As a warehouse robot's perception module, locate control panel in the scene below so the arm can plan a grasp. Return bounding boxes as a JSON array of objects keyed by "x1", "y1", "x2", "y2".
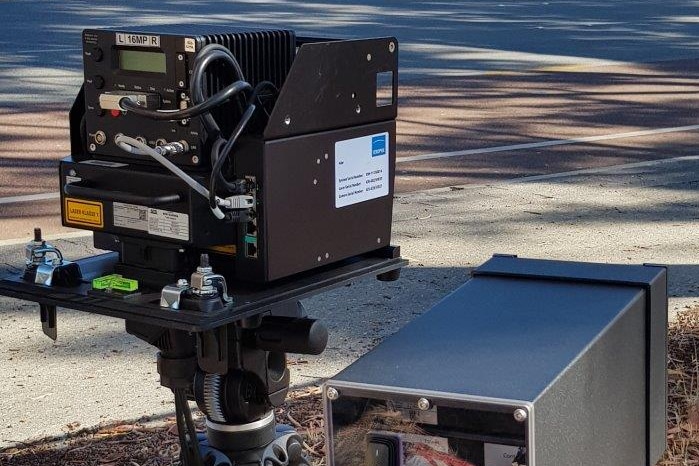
[{"x1": 81, "y1": 25, "x2": 295, "y2": 168}]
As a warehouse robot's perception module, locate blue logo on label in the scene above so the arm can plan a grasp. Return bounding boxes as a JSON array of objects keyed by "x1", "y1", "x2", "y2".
[{"x1": 372, "y1": 135, "x2": 387, "y2": 157}]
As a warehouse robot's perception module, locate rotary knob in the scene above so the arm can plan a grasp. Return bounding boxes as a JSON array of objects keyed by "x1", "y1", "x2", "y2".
[
  {"x1": 91, "y1": 47, "x2": 103, "y2": 62},
  {"x1": 93, "y1": 75, "x2": 105, "y2": 89}
]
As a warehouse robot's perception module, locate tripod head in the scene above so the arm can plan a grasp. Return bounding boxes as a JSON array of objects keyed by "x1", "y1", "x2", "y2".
[{"x1": 125, "y1": 255, "x2": 327, "y2": 465}]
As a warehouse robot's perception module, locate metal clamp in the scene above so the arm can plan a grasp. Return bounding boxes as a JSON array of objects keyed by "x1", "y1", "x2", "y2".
[
  {"x1": 190, "y1": 254, "x2": 232, "y2": 303},
  {"x1": 25, "y1": 228, "x2": 65, "y2": 286},
  {"x1": 160, "y1": 279, "x2": 191, "y2": 310}
]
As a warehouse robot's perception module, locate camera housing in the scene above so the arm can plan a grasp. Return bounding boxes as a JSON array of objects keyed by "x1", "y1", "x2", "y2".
[{"x1": 65, "y1": 25, "x2": 400, "y2": 284}]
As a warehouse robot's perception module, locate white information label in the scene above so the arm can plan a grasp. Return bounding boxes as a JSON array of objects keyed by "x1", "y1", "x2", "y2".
[
  {"x1": 113, "y1": 202, "x2": 149, "y2": 232},
  {"x1": 116, "y1": 33, "x2": 160, "y2": 48},
  {"x1": 148, "y1": 208, "x2": 189, "y2": 241},
  {"x1": 184, "y1": 37, "x2": 196, "y2": 52},
  {"x1": 335, "y1": 132, "x2": 389, "y2": 208},
  {"x1": 484, "y1": 443, "x2": 521, "y2": 466},
  {"x1": 113, "y1": 202, "x2": 190, "y2": 241}
]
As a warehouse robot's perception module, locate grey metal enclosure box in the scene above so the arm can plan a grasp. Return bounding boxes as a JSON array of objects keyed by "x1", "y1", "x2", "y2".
[{"x1": 324, "y1": 255, "x2": 667, "y2": 466}]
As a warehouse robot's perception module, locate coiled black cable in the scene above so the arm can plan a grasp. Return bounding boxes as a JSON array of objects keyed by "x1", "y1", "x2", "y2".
[{"x1": 190, "y1": 45, "x2": 246, "y2": 137}]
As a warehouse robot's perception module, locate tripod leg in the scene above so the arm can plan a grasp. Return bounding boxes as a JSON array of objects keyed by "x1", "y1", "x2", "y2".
[{"x1": 175, "y1": 388, "x2": 204, "y2": 466}]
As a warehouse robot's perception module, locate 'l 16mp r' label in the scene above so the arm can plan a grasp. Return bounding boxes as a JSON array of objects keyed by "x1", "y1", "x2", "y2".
[{"x1": 335, "y1": 132, "x2": 389, "y2": 208}]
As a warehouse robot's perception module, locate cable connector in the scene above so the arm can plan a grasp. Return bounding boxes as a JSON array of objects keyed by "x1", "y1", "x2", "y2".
[
  {"x1": 218, "y1": 195, "x2": 254, "y2": 210},
  {"x1": 155, "y1": 141, "x2": 190, "y2": 156}
]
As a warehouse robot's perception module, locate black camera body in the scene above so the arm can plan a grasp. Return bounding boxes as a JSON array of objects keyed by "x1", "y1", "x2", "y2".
[{"x1": 65, "y1": 25, "x2": 400, "y2": 284}]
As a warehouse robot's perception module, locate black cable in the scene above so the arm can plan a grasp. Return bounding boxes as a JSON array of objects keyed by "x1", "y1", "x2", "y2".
[
  {"x1": 209, "y1": 104, "x2": 256, "y2": 209},
  {"x1": 248, "y1": 80, "x2": 278, "y2": 106},
  {"x1": 210, "y1": 81, "x2": 279, "y2": 193},
  {"x1": 119, "y1": 80, "x2": 251, "y2": 121},
  {"x1": 190, "y1": 45, "x2": 247, "y2": 136},
  {"x1": 192, "y1": 44, "x2": 244, "y2": 81},
  {"x1": 248, "y1": 80, "x2": 279, "y2": 119}
]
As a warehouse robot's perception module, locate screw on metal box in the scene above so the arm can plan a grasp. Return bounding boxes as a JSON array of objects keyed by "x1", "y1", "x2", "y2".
[
  {"x1": 513, "y1": 408, "x2": 528, "y2": 422},
  {"x1": 326, "y1": 387, "x2": 340, "y2": 400},
  {"x1": 389, "y1": 42, "x2": 396, "y2": 53},
  {"x1": 417, "y1": 398, "x2": 431, "y2": 411}
]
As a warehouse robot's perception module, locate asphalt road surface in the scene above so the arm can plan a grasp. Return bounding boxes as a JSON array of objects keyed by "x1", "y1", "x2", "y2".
[{"x1": 3, "y1": 1, "x2": 699, "y2": 241}]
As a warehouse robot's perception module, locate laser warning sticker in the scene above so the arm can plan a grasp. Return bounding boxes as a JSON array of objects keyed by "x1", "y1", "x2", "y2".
[
  {"x1": 64, "y1": 198, "x2": 104, "y2": 228},
  {"x1": 113, "y1": 202, "x2": 189, "y2": 241},
  {"x1": 335, "y1": 132, "x2": 389, "y2": 208}
]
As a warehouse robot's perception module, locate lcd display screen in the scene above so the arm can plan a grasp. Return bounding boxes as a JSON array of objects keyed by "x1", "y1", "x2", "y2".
[{"x1": 119, "y1": 50, "x2": 166, "y2": 73}]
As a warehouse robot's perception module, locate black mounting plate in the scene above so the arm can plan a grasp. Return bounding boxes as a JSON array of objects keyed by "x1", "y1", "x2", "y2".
[{"x1": 0, "y1": 247, "x2": 405, "y2": 332}]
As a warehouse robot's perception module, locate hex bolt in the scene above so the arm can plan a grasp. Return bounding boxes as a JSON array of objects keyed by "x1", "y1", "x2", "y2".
[
  {"x1": 177, "y1": 54, "x2": 184, "y2": 61},
  {"x1": 316, "y1": 158, "x2": 321, "y2": 165},
  {"x1": 284, "y1": 115, "x2": 292, "y2": 126},
  {"x1": 417, "y1": 398, "x2": 431, "y2": 411},
  {"x1": 389, "y1": 42, "x2": 396, "y2": 53},
  {"x1": 367, "y1": 53, "x2": 372, "y2": 61},
  {"x1": 326, "y1": 387, "x2": 340, "y2": 400},
  {"x1": 89, "y1": 143, "x2": 96, "y2": 152},
  {"x1": 355, "y1": 105, "x2": 362, "y2": 114},
  {"x1": 513, "y1": 408, "x2": 528, "y2": 423},
  {"x1": 178, "y1": 80, "x2": 185, "y2": 87},
  {"x1": 313, "y1": 179, "x2": 318, "y2": 185},
  {"x1": 192, "y1": 156, "x2": 200, "y2": 164},
  {"x1": 177, "y1": 279, "x2": 189, "y2": 287}
]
